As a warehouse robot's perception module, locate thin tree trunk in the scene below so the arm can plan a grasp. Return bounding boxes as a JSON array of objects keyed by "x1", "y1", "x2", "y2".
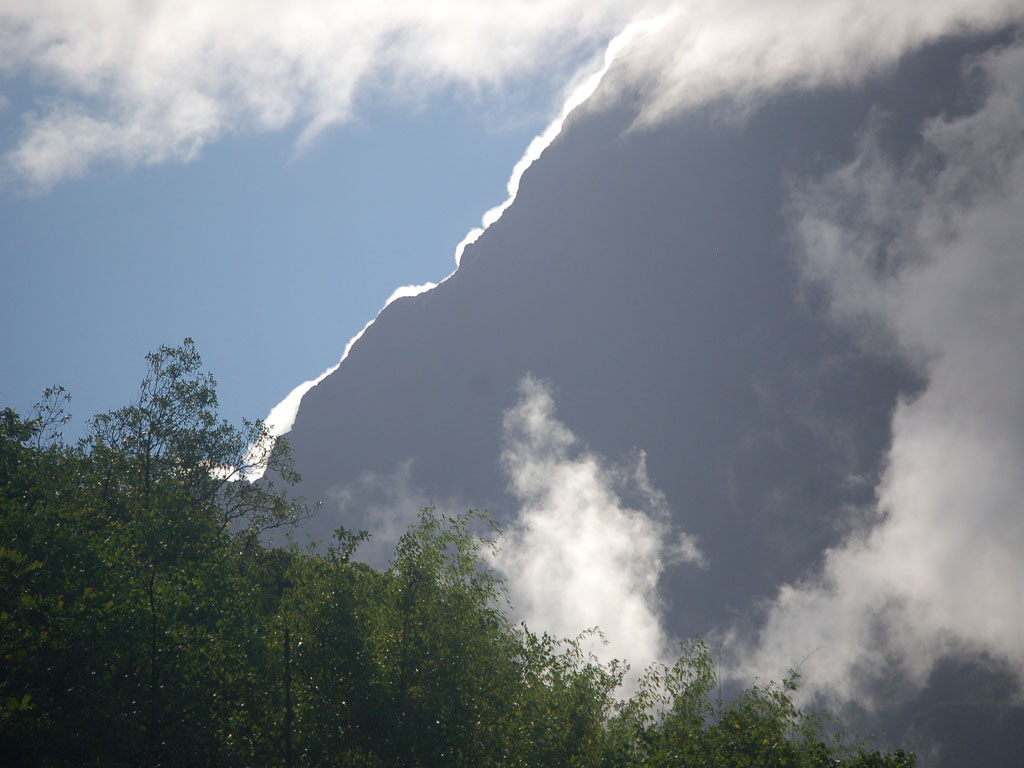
[
  {"x1": 148, "y1": 565, "x2": 160, "y2": 762},
  {"x1": 284, "y1": 625, "x2": 296, "y2": 768}
]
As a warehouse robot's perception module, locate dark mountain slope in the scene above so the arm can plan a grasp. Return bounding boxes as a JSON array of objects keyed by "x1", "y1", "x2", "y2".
[
  {"x1": 281, "y1": 29, "x2": 1022, "y2": 765},
  {"x1": 282, "y1": 38, "x2": 986, "y2": 622}
]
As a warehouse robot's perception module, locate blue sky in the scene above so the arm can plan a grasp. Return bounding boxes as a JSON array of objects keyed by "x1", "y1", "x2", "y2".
[{"x1": 1, "y1": 68, "x2": 557, "y2": 437}]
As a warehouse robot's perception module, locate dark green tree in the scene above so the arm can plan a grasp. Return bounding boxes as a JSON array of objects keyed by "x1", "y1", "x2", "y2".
[
  {"x1": 0, "y1": 340, "x2": 916, "y2": 768},
  {"x1": 0, "y1": 341, "x2": 310, "y2": 765}
]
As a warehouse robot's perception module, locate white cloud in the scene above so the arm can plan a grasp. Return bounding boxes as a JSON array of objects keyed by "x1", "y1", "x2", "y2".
[
  {"x1": 492, "y1": 375, "x2": 705, "y2": 691},
  {"x1": 611, "y1": 0, "x2": 1024, "y2": 129},
  {"x1": 0, "y1": 0, "x2": 642, "y2": 190},
  {"x1": 7, "y1": 2, "x2": 1020, "y2": 191},
  {"x1": 735, "y1": 38, "x2": 1024, "y2": 707}
]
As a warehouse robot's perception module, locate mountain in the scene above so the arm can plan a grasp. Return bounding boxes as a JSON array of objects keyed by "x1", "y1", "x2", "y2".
[{"x1": 278, "y1": 26, "x2": 1024, "y2": 766}]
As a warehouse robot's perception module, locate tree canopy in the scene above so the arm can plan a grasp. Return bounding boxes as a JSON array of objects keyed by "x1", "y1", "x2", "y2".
[{"x1": 1, "y1": 340, "x2": 914, "y2": 766}]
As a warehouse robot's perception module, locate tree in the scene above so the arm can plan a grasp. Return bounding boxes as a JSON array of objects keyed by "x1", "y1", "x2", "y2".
[
  {"x1": 0, "y1": 340, "x2": 311, "y2": 765},
  {"x1": 0, "y1": 340, "x2": 916, "y2": 767}
]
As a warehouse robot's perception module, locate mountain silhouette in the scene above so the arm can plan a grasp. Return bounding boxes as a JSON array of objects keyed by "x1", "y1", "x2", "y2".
[{"x1": 279, "y1": 28, "x2": 1022, "y2": 766}]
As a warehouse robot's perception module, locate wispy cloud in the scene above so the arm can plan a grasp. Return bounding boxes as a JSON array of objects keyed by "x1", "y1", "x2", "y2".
[
  {"x1": 492, "y1": 375, "x2": 705, "y2": 689},
  {"x1": 0, "y1": 0, "x2": 640, "y2": 191},
  {"x1": 611, "y1": 0, "x2": 1024, "y2": 128},
  {"x1": 324, "y1": 458, "x2": 470, "y2": 568},
  {"x1": 735, "y1": 37, "x2": 1024, "y2": 707}
]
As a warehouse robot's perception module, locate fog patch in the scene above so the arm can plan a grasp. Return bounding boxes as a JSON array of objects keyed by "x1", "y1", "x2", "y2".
[
  {"x1": 736, "y1": 38, "x2": 1024, "y2": 708},
  {"x1": 492, "y1": 375, "x2": 705, "y2": 691}
]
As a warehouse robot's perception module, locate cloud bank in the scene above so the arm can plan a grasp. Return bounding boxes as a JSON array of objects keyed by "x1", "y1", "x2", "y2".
[
  {"x1": 736, "y1": 37, "x2": 1024, "y2": 707},
  {"x1": 493, "y1": 376, "x2": 705, "y2": 688},
  {"x1": 6, "y1": 2, "x2": 1021, "y2": 192}
]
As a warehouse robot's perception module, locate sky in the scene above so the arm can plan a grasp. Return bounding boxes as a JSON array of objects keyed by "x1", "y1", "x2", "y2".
[
  {"x1": 0, "y1": 0, "x2": 631, "y2": 436},
  {"x1": 4, "y1": 0, "x2": 1024, "y2": 737},
  {"x1": 3, "y1": 0, "x2": 1019, "y2": 437}
]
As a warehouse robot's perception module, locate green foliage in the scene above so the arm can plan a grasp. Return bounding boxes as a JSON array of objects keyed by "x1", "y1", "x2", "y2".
[{"x1": 0, "y1": 340, "x2": 915, "y2": 767}]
